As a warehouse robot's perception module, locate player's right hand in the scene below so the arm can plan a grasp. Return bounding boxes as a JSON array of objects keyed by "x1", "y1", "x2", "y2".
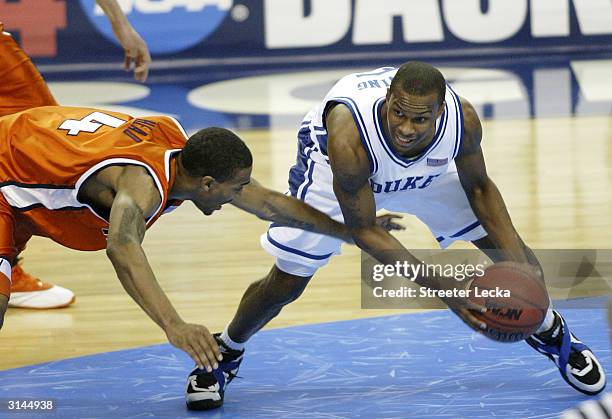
[
  {"x1": 437, "y1": 278, "x2": 488, "y2": 333},
  {"x1": 114, "y1": 25, "x2": 151, "y2": 82},
  {"x1": 165, "y1": 322, "x2": 222, "y2": 372}
]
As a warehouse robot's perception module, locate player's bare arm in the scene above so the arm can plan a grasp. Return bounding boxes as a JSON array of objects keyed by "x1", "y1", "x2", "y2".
[
  {"x1": 84, "y1": 165, "x2": 222, "y2": 371},
  {"x1": 95, "y1": 0, "x2": 151, "y2": 82},
  {"x1": 455, "y1": 98, "x2": 536, "y2": 265},
  {"x1": 232, "y1": 178, "x2": 404, "y2": 242},
  {"x1": 231, "y1": 178, "x2": 350, "y2": 241}
]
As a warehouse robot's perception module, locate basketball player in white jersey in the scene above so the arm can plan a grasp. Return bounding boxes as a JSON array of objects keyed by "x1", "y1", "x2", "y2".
[{"x1": 185, "y1": 62, "x2": 606, "y2": 410}]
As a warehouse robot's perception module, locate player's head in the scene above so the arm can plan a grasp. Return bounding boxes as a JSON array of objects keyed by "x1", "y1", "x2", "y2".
[
  {"x1": 385, "y1": 61, "x2": 446, "y2": 157},
  {"x1": 179, "y1": 127, "x2": 253, "y2": 216}
]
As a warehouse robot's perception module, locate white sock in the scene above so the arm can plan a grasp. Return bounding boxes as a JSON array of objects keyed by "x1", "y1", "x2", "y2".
[
  {"x1": 220, "y1": 325, "x2": 246, "y2": 351},
  {"x1": 535, "y1": 306, "x2": 556, "y2": 335}
]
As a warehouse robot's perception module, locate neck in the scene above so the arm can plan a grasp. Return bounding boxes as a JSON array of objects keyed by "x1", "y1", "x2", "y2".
[{"x1": 168, "y1": 154, "x2": 195, "y2": 200}]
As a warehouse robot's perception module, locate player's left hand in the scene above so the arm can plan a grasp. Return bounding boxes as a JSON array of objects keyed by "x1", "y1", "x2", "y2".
[
  {"x1": 438, "y1": 277, "x2": 487, "y2": 332},
  {"x1": 375, "y1": 213, "x2": 405, "y2": 232}
]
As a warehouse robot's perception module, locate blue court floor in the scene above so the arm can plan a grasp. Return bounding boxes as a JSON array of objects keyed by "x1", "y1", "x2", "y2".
[{"x1": 1, "y1": 307, "x2": 609, "y2": 418}]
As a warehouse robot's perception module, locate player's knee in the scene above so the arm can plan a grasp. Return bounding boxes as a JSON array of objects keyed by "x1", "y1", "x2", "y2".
[{"x1": 261, "y1": 263, "x2": 312, "y2": 306}]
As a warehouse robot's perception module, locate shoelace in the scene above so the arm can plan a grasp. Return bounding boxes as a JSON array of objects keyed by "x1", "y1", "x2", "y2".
[{"x1": 568, "y1": 350, "x2": 588, "y2": 370}]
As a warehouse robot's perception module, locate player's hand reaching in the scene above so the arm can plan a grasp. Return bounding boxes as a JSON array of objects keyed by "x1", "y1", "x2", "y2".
[
  {"x1": 165, "y1": 322, "x2": 223, "y2": 372},
  {"x1": 114, "y1": 25, "x2": 151, "y2": 82},
  {"x1": 375, "y1": 213, "x2": 405, "y2": 232},
  {"x1": 95, "y1": 0, "x2": 151, "y2": 82},
  {"x1": 437, "y1": 277, "x2": 488, "y2": 333}
]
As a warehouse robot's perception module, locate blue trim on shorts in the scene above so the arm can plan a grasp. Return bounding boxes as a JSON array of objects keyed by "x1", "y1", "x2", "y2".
[
  {"x1": 436, "y1": 221, "x2": 481, "y2": 243},
  {"x1": 449, "y1": 221, "x2": 481, "y2": 238},
  {"x1": 288, "y1": 133, "x2": 314, "y2": 197},
  {"x1": 299, "y1": 157, "x2": 315, "y2": 201},
  {"x1": 266, "y1": 231, "x2": 334, "y2": 260}
]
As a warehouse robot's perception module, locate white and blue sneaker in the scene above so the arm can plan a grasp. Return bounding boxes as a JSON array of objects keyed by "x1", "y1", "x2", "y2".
[
  {"x1": 185, "y1": 334, "x2": 244, "y2": 410},
  {"x1": 526, "y1": 310, "x2": 606, "y2": 395}
]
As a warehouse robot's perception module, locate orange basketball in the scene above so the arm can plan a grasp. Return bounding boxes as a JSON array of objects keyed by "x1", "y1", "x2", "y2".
[{"x1": 469, "y1": 262, "x2": 549, "y2": 343}]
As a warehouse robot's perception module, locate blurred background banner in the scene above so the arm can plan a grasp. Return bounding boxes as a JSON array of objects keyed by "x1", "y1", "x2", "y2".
[{"x1": 2, "y1": 0, "x2": 612, "y2": 68}]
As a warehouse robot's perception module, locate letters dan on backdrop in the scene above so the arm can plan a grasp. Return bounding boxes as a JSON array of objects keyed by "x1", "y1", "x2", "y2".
[{"x1": 4, "y1": 0, "x2": 610, "y2": 64}]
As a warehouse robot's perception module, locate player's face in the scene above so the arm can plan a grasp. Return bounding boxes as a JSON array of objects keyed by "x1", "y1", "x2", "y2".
[
  {"x1": 385, "y1": 88, "x2": 444, "y2": 158},
  {"x1": 193, "y1": 167, "x2": 252, "y2": 216}
]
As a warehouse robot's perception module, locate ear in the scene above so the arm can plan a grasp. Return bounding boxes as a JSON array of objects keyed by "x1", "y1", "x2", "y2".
[
  {"x1": 200, "y1": 176, "x2": 215, "y2": 192},
  {"x1": 436, "y1": 101, "x2": 446, "y2": 118}
]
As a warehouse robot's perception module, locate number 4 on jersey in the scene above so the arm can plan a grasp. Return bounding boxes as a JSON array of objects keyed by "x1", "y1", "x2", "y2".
[{"x1": 59, "y1": 112, "x2": 127, "y2": 136}]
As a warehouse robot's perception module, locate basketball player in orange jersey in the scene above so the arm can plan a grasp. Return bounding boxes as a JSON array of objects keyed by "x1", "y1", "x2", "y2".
[
  {"x1": 0, "y1": 0, "x2": 149, "y2": 310},
  {"x1": 0, "y1": 91, "x2": 408, "y2": 373},
  {"x1": 0, "y1": 22, "x2": 402, "y2": 373}
]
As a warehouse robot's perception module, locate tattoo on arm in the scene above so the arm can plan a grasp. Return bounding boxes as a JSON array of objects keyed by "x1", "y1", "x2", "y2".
[{"x1": 118, "y1": 206, "x2": 146, "y2": 244}]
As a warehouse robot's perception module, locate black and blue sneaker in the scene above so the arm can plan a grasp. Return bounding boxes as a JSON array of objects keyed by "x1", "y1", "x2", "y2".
[
  {"x1": 185, "y1": 334, "x2": 244, "y2": 410},
  {"x1": 526, "y1": 310, "x2": 606, "y2": 395}
]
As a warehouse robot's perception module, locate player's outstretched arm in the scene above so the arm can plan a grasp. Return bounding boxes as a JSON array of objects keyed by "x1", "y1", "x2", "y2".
[
  {"x1": 455, "y1": 97, "x2": 539, "y2": 267},
  {"x1": 95, "y1": 0, "x2": 151, "y2": 82},
  {"x1": 232, "y1": 178, "x2": 404, "y2": 242},
  {"x1": 232, "y1": 178, "x2": 352, "y2": 241},
  {"x1": 104, "y1": 166, "x2": 221, "y2": 371}
]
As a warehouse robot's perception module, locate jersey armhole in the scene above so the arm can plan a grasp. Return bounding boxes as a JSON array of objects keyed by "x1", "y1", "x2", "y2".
[
  {"x1": 325, "y1": 98, "x2": 378, "y2": 177},
  {"x1": 75, "y1": 159, "x2": 166, "y2": 225}
]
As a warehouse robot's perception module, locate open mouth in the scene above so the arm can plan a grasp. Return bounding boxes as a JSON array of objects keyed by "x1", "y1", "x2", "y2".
[{"x1": 395, "y1": 136, "x2": 416, "y2": 147}]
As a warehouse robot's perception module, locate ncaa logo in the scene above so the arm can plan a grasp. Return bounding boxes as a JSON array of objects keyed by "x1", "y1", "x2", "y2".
[{"x1": 79, "y1": 0, "x2": 232, "y2": 54}]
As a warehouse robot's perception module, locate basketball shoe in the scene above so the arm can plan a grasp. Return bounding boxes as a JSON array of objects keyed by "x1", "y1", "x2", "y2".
[
  {"x1": 8, "y1": 262, "x2": 75, "y2": 309},
  {"x1": 526, "y1": 310, "x2": 606, "y2": 395},
  {"x1": 185, "y1": 334, "x2": 243, "y2": 410}
]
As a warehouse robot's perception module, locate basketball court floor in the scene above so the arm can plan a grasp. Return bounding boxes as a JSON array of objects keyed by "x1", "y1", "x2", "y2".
[{"x1": 0, "y1": 54, "x2": 611, "y2": 418}]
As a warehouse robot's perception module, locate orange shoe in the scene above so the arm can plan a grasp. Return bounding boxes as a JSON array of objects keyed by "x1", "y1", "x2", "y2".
[{"x1": 9, "y1": 264, "x2": 75, "y2": 309}]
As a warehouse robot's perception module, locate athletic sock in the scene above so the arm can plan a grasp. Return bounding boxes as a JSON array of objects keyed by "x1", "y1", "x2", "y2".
[
  {"x1": 220, "y1": 325, "x2": 246, "y2": 352},
  {"x1": 535, "y1": 309, "x2": 560, "y2": 343}
]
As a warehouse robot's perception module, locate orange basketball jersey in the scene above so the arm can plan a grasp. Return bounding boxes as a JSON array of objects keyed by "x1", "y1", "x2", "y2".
[{"x1": 0, "y1": 106, "x2": 188, "y2": 255}]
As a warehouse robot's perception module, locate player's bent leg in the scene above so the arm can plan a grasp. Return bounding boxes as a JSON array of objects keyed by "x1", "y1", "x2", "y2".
[
  {"x1": 227, "y1": 262, "x2": 314, "y2": 343},
  {"x1": 8, "y1": 261, "x2": 75, "y2": 309},
  {"x1": 186, "y1": 262, "x2": 315, "y2": 410},
  {"x1": 472, "y1": 237, "x2": 606, "y2": 395}
]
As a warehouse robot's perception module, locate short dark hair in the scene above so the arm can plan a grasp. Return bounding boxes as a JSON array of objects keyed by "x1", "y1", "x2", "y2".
[
  {"x1": 181, "y1": 127, "x2": 252, "y2": 182},
  {"x1": 390, "y1": 61, "x2": 446, "y2": 105}
]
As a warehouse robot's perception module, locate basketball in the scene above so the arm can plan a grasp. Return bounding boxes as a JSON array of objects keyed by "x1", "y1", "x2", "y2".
[{"x1": 469, "y1": 262, "x2": 549, "y2": 343}]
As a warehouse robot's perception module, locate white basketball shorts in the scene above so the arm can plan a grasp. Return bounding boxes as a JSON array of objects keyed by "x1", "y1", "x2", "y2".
[{"x1": 261, "y1": 159, "x2": 486, "y2": 272}]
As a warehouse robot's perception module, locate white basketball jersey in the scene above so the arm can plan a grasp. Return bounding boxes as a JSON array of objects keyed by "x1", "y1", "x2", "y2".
[{"x1": 293, "y1": 66, "x2": 464, "y2": 210}]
